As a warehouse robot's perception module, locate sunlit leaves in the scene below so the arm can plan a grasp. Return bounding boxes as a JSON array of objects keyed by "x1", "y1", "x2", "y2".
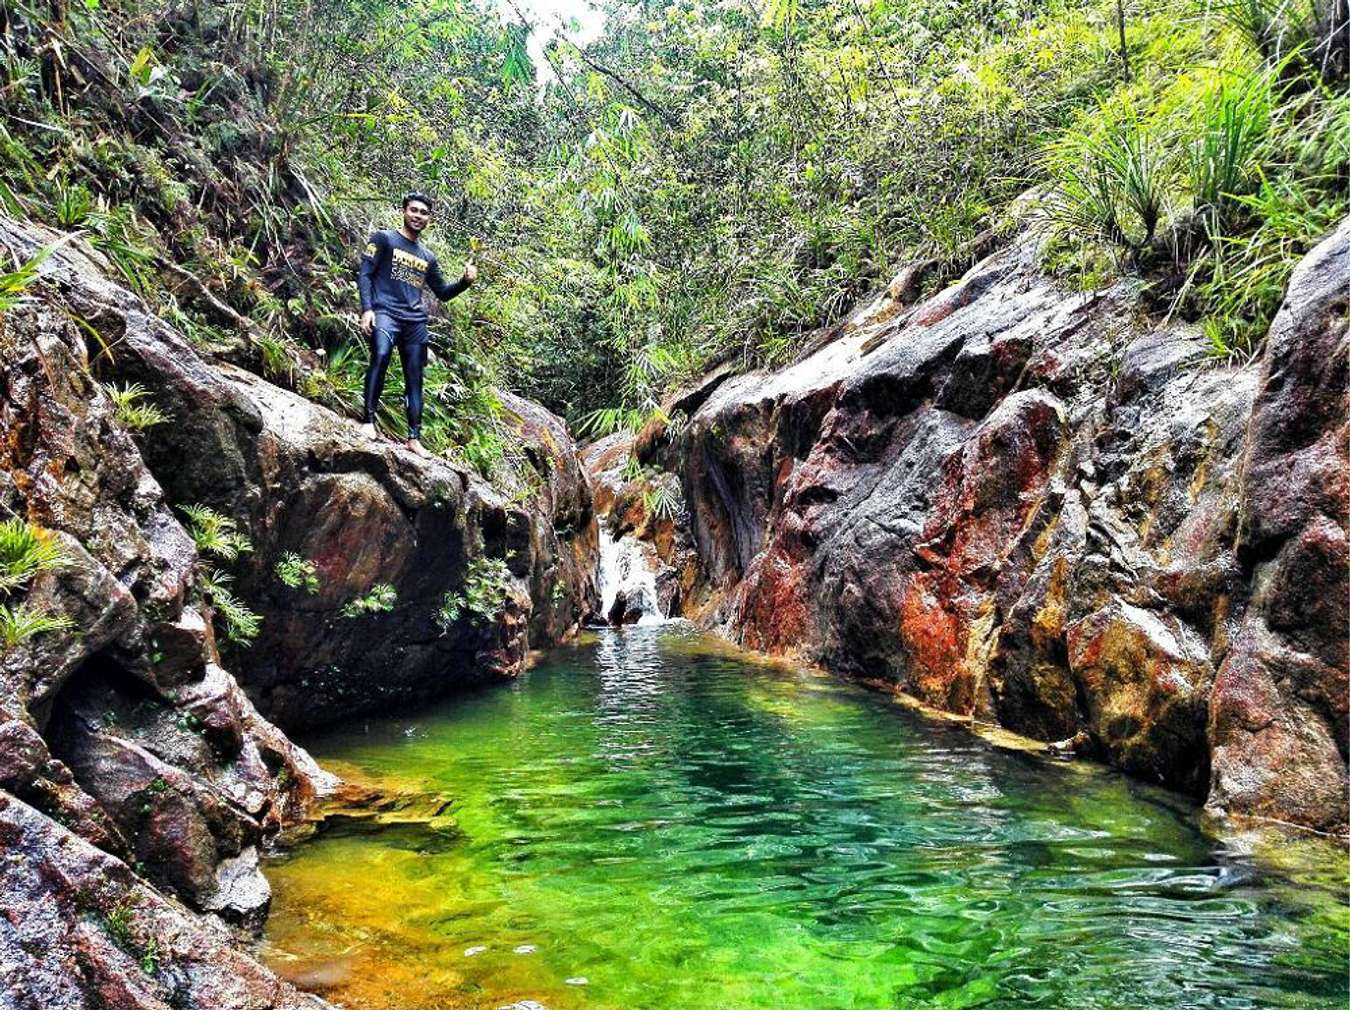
[
  {"x1": 761, "y1": 0, "x2": 801, "y2": 31},
  {"x1": 501, "y1": 23, "x2": 532, "y2": 89}
]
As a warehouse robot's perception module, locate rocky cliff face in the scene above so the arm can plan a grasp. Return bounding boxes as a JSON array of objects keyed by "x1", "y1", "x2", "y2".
[
  {"x1": 0, "y1": 216, "x2": 599, "y2": 732},
  {"x1": 0, "y1": 214, "x2": 599, "y2": 1002},
  {"x1": 653, "y1": 217, "x2": 1348, "y2": 834}
]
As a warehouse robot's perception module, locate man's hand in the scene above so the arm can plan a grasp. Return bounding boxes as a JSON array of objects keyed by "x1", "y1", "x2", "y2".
[
  {"x1": 463, "y1": 261, "x2": 478, "y2": 284},
  {"x1": 360, "y1": 310, "x2": 375, "y2": 336}
]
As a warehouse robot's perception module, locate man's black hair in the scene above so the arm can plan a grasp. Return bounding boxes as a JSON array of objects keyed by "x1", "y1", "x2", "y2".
[{"x1": 402, "y1": 192, "x2": 434, "y2": 211}]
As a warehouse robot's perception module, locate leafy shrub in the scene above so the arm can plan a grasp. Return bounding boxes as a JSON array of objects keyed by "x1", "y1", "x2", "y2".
[
  {"x1": 341, "y1": 583, "x2": 397, "y2": 618},
  {"x1": 275, "y1": 552, "x2": 320, "y2": 594},
  {"x1": 437, "y1": 557, "x2": 512, "y2": 630},
  {"x1": 255, "y1": 332, "x2": 299, "y2": 384}
]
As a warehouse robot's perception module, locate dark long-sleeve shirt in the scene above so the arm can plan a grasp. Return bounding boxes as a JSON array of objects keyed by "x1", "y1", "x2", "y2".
[{"x1": 357, "y1": 229, "x2": 470, "y2": 321}]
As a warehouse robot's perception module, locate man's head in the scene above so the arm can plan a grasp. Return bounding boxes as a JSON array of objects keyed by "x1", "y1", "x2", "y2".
[{"x1": 401, "y1": 192, "x2": 434, "y2": 235}]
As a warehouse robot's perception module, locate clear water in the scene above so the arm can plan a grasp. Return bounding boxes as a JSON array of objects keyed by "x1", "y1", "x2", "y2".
[{"x1": 261, "y1": 626, "x2": 1349, "y2": 1010}]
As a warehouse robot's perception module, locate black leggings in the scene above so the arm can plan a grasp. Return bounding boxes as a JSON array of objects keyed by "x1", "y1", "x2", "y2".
[{"x1": 363, "y1": 314, "x2": 429, "y2": 439}]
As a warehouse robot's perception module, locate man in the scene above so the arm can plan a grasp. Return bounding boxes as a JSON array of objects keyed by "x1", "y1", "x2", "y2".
[{"x1": 356, "y1": 192, "x2": 478, "y2": 456}]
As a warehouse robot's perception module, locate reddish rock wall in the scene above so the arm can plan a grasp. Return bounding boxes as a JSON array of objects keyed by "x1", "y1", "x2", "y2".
[{"x1": 664, "y1": 218, "x2": 1349, "y2": 834}]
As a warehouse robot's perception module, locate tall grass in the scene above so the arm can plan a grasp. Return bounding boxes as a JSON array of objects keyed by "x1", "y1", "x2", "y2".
[
  {"x1": 1188, "y1": 71, "x2": 1276, "y2": 228},
  {"x1": 1045, "y1": 105, "x2": 1171, "y2": 251}
]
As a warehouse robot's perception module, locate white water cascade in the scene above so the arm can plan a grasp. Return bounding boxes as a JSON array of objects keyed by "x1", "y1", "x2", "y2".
[{"x1": 596, "y1": 526, "x2": 667, "y2": 625}]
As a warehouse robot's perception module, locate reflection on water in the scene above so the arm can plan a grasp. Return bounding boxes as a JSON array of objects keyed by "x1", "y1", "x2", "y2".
[{"x1": 262, "y1": 625, "x2": 1350, "y2": 1010}]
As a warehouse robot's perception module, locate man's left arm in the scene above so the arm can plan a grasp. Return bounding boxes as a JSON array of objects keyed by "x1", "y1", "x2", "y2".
[{"x1": 426, "y1": 255, "x2": 476, "y2": 302}]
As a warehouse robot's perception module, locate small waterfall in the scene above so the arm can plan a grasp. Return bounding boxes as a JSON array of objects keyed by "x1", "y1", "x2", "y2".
[{"x1": 597, "y1": 526, "x2": 666, "y2": 625}]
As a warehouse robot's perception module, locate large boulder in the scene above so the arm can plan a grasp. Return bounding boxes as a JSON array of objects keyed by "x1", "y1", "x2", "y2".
[
  {"x1": 0, "y1": 218, "x2": 340, "y2": 1002},
  {"x1": 0, "y1": 221, "x2": 334, "y2": 902},
  {"x1": 1207, "y1": 216, "x2": 1349, "y2": 833},
  {"x1": 664, "y1": 217, "x2": 1348, "y2": 831},
  {"x1": 0, "y1": 791, "x2": 331, "y2": 1010},
  {"x1": 0, "y1": 215, "x2": 599, "y2": 732}
]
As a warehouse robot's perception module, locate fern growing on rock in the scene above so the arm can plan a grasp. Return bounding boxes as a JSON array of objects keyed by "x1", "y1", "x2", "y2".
[
  {"x1": 0, "y1": 517, "x2": 66, "y2": 593},
  {"x1": 275, "y1": 552, "x2": 321, "y2": 594},
  {"x1": 341, "y1": 583, "x2": 398, "y2": 619},
  {"x1": 102, "y1": 382, "x2": 169, "y2": 431},
  {"x1": 179, "y1": 504, "x2": 260, "y2": 645},
  {"x1": 0, "y1": 518, "x2": 71, "y2": 652},
  {"x1": 437, "y1": 557, "x2": 512, "y2": 631},
  {"x1": 178, "y1": 504, "x2": 253, "y2": 562}
]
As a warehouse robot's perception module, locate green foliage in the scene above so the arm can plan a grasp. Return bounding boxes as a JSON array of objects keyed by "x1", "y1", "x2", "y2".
[
  {"x1": 255, "y1": 332, "x2": 300, "y2": 385},
  {"x1": 1217, "y1": 0, "x2": 1322, "y2": 72},
  {"x1": 0, "y1": 518, "x2": 66, "y2": 593},
  {"x1": 98, "y1": 895, "x2": 160, "y2": 974},
  {"x1": 1187, "y1": 71, "x2": 1275, "y2": 227},
  {"x1": 179, "y1": 504, "x2": 253, "y2": 562},
  {"x1": 0, "y1": 0, "x2": 1339, "y2": 427},
  {"x1": 0, "y1": 237, "x2": 72, "y2": 312},
  {"x1": 197, "y1": 568, "x2": 261, "y2": 644},
  {"x1": 101, "y1": 899, "x2": 135, "y2": 948},
  {"x1": 140, "y1": 936, "x2": 160, "y2": 975},
  {"x1": 437, "y1": 556, "x2": 512, "y2": 630},
  {"x1": 102, "y1": 381, "x2": 169, "y2": 431},
  {"x1": 0, "y1": 517, "x2": 70, "y2": 652},
  {"x1": 642, "y1": 480, "x2": 681, "y2": 523},
  {"x1": 1046, "y1": 104, "x2": 1171, "y2": 250},
  {"x1": 317, "y1": 333, "x2": 510, "y2": 480},
  {"x1": 52, "y1": 177, "x2": 94, "y2": 229},
  {"x1": 341, "y1": 583, "x2": 398, "y2": 618},
  {"x1": 0, "y1": 603, "x2": 74, "y2": 650},
  {"x1": 275, "y1": 552, "x2": 320, "y2": 594}
]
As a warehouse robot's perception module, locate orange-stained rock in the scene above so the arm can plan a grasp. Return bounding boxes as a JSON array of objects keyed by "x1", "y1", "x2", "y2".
[{"x1": 664, "y1": 216, "x2": 1350, "y2": 830}]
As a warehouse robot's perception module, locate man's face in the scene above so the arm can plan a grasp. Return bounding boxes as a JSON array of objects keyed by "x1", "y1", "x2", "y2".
[{"x1": 403, "y1": 200, "x2": 432, "y2": 235}]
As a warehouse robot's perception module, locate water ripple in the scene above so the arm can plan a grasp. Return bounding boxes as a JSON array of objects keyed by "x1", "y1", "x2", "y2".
[{"x1": 264, "y1": 626, "x2": 1349, "y2": 1010}]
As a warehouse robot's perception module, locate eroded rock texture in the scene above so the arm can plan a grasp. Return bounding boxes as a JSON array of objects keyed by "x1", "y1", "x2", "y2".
[
  {"x1": 0, "y1": 212, "x2": 599, "y2": 1002},
  {"x1": 0, "y1": 222, "x2": 339, "y2": 1002},
  {"x1": 663, "y1": 218, "x2": 1349, "y2": 833},
  {"x1": 0, "y1": 216, "x2": 599, "y2": 732},
  {"x1": 0, "y1": 792, "x2": 328, "y2": 1009}
]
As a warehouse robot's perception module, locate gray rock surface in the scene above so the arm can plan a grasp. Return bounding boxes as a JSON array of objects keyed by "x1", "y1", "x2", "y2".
[{"x1": 660, "y1": 218, "x2": 1348, "y2": 833}]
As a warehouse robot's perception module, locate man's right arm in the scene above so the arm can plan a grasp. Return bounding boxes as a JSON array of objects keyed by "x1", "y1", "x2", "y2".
[{"x1": 357, "y1": 231, "x2": 386, "y2": 314}]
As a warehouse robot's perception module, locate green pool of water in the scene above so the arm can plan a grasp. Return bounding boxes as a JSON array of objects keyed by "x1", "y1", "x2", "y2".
[{"x1": 261, "y1": 625, "x2": 1349, "y2": 1010}]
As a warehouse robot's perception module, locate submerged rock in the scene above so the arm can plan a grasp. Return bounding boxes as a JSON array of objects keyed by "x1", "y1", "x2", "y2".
[{"x1": 661, "y1": 216, "x2": 1349, "y2": 833}]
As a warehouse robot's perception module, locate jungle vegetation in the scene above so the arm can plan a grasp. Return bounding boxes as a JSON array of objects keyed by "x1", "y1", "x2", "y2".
[{"x1": 0, "y1": 0, "x2": 1345, "y2": 446}]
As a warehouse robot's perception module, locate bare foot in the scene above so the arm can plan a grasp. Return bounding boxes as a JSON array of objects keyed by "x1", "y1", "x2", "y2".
[
  {"x1": 406, "y1": 438, "x2": 430, "y2": 458},
  {"x1": 359, "y1": 422, "x2": 378, "y2": 440}
]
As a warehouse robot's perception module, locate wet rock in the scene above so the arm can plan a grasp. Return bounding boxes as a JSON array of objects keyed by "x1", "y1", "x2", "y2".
[
  {"x1": 0, "y1": 791, "x2": 331, "y2": 1010},
  {"x1": 665, "y1": 215, "x2": 1350, "y2": 831},
  {"x1": 607, "y1": 589, "x2": 644, "y2": 626},
  {"x1": 1066, "y1": 601, "x2": 1213, "y2": 794},
  {"x1": 1207, "y1": 217, "x2": 1350, "y2": 834},
  {"x1": 0, "y1": 212, "x2": 337, "y2": 998},
  {"x1": 0, "y1": 214, "x2": 599, "y2": 733}
]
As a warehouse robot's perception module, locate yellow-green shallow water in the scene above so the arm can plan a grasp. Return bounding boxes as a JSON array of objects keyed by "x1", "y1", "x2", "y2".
[{"x1": 261, "y1": 625, "x2": 1349, "y2": 1010}]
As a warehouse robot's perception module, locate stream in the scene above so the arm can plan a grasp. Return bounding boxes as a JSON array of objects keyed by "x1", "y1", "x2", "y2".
[{"x1": 260, "y1": 625, "x2": 1348, "y2": 1010}]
